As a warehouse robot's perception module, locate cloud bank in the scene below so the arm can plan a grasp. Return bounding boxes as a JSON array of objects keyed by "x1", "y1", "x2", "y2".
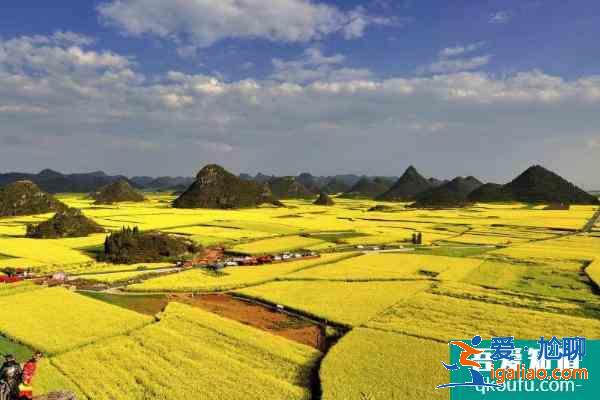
[
  {"x1": 1, "y1": 32, "x2": 600, "y2": 186},
  {"x1": 98, "y1": 0, "x2": 393, "y2": 49}
]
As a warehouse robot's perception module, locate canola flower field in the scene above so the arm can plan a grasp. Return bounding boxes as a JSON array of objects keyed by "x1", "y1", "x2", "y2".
[
  {"x1": 51, "y1": 302, "x2": 321, "y2": 400},
  {"x1": 320, "y1": 328, "x2": 447, "y2": 400},
  {"x1": 0, "y1": 193, "x2": 599, "y2": 399},
  {"x1": 0, "y1": 288, "x2": 153, "y2": 354},
  {"x1": 127, "y1": 253, "x2": 355, "y2": 292}
]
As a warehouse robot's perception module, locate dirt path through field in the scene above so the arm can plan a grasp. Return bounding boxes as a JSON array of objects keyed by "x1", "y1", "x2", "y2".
[
  {"x1": 169, "y1": 293, "x2": 325, "y2": 350},
  {"x1": 583, "y1": 207, "x2": 600, "y2": 232}
]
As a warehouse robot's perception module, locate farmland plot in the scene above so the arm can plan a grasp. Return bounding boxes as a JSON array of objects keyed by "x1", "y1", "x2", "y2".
[
  {"x1": 52, "y1": 303, "x2": 320, "y2": 400},
  {"x1": 126, "y1": 253, "x2": 353, "y2": 292},
  {"x1": 55, "y1": 262, "x2": 172, "y2": 276},
  {"x1": 237, "y1": 280, "x2": 431, "y2": 326},
  {"x1": 491, "y1": 234, "x2": 600, "y2": 263},
  {"x1": 430, "y1": 281, "x2": 597, "y2": 318},
  {"x1": 287, "y1": 252, "x2": 482, "y2": 282},
  {"x1": 34, "y1": 359, "x2": 86, "y2": 399},
  {"x1": 320, "y1": 328, "x2": 448, "y2": 400},
  {"x1": 229, "y1": 235, "x2": 326, "y2": 255},
  {"x1": 366, "y1": 292, "x2": 600, "y2": 340},
  {"x1": 76, "y1": 269, "x2": 168, "y2": 284},
  {"x1": 0, "y1": 281, "x2": 41, "y2": 297},
  {"x1": 464, "y1": 257, "x2": 598, "y2": 302},
  {"x1": 586, "y1": 259, "x2": 600, "y2": 290},
  {"x1": 0, "y1": 287, "x2": 153, "y2": 354},
  {"x1": 0, "y1": 237, "x2": 93, "y2": 268}
]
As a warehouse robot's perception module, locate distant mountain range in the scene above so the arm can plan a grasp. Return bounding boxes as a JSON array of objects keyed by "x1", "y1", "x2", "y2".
[
  {"x1": 1, "y1": 166, "x2": 597, "y2": 206},
  {"x1": 0, "y1": 169, "x2": 194, "y2": 193},
  {"x1": 0, "y1": 169, "x2": 397, "y2": 194}
]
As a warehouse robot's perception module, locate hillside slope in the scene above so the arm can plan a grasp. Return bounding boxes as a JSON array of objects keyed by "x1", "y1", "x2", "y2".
[
  {"x1": 0, "y1": 181, "x2": 67, "y2": 216},
  {"x1": 173, "y1": 164, "x2": 277, "y2": 209},
  {"x1": 377, "y1": 166, "x2": 432, "y2": 201}
]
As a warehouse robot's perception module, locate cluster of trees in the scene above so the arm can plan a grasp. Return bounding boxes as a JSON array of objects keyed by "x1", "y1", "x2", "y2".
[{"x1": 103, "y1": 227, "x2": 198, "y2": 264}]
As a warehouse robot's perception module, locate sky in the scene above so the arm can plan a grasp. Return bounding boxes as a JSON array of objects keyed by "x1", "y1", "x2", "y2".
[{"x1": 1, "y1": 1, "x2": 600, "y2": 188}]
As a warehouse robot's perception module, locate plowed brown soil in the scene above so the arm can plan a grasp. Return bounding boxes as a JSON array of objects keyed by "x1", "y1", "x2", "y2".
[{"x1": 169, "y1": 293, "x2": 325, "y2": 350}]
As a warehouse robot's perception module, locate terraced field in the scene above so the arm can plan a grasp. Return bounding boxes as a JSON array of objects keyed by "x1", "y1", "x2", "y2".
[{"x1": 0, "y1": 195, "x2": 599, "y2": 399}]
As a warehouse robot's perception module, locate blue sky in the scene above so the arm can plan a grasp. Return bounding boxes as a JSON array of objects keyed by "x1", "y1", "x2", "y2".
[{"x1": 1, "y1": 0, "x2": 600, "y2": 187}]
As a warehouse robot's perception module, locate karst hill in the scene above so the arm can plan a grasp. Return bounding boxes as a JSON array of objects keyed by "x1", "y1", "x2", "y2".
[
  {"x1": 469, "y1": 165, "x2": 599, "y2": 205},
  {"x1": 26, "y1": 207, "x2": 104, "y2": 238},
  {"x1": 91, "y1": 179, "x2": 146, "y2": 204},
  {"x1": 173, "y1": 164, "x2": 280, "y2": 209},
  {"x1": 0, "y1": 180, "x2": 67, "y2": 216},
  {"x1": 377, "y1": 166, "x2": 433, "y2": 201}
]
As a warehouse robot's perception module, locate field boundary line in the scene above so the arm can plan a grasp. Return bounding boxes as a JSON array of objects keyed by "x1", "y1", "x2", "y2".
[
  {"x1": 46, "y1": 318, "x2": 158, "y2": 358},
  {"x1": 582, "y1": 207, "x2": 600, "y2": 232},
  {"x1": 358, "y1": 325, "x2": 447, "y2": 344},
  {"x1": 229, "y1": 292, "x2": 353, "y2": 331},
  {"x1": 48, "y1": 358, "x2": 92, "y2": 400},
  {"x1": 276, "y1": 277, "x2": 433, "y2": 283},
  {"x1": 360, "y1": 281, "x2": 436, "y2": 327}
]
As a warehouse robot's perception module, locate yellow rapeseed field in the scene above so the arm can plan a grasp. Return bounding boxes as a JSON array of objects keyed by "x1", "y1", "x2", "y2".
[
  {"x1": 287, "y1": 252, "x2": 482, "y2": 281},
  {"x1": 33, "y1": 359, "x2": 86, "y2": 399},
  {"x1": 127, "y1": 253, "x2": 354, "y2": 292},
  {"x1": 587, "y1": 259, "x2": 600, "y2": 287},
  {"x1": 0, "y1": 281, "x2": 41, "y2": 297},
  {"x1": 0, "y1": 287, "x2": 153, "y2": 354},
  {"x1": 0, "y1": 238, "x2": 93, "y2": 268},
  {"x1": 229, "y1": 235, "x2": 326, "y2": 254},
  {"x1": 63, "y1": 262, "x2": 172, "y2": 276},
  {"x1": 237, "y1": 280, "x2": 432, "y2": 326},
  {"x1": 320, "y1": 328, "x2": 448, "y2": 400},
  {"x1": 0, "y1": 194, "x2": 599, "y2": 399},
  {"x1": 367, "y1": 292, "x2": 600, "y2": 340},
  {"x1": 52, "y1": 303, "x2": 320, "y2": 400},
  {"x1": 76, "y1": 269, "x2": 166, "y2": 283}
]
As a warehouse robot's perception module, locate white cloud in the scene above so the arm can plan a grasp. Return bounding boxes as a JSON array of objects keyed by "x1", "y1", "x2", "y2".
[
  {"x1": 160, "y1": 93, "x2": 194, "y2": 109},
  {"x1": 271, "y1": 47, "x2": 371, "y2": 83},
  {"x1": 420, "y1": 55, "x2": 492, "y2": 75},
  {"x1": 98, "y1": 0, "x2": 390, "y2": 49},
  {"x1": 48, "y1": 31, "x2": 95, "y2": 47},
  {"x1": 489, "y1": 11, "x2": 512, "y2": 24},
  {"x1": 2, "y1": 33, "x2": 600, "y2": 184},
  {"x1": 0, "y1": 32, "x2": 132, "y2": 76},
  {"x1": 440, "y1": 42, "x2": 486, "y2": 58},
  {"x1": 420, "y1": 42, "x2": 490, "y2": 75}
]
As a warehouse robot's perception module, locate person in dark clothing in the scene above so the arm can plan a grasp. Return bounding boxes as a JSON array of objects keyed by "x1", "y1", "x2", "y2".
[{"x1": 0, "y1": 354, "x2": 22, "y2": 400}]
